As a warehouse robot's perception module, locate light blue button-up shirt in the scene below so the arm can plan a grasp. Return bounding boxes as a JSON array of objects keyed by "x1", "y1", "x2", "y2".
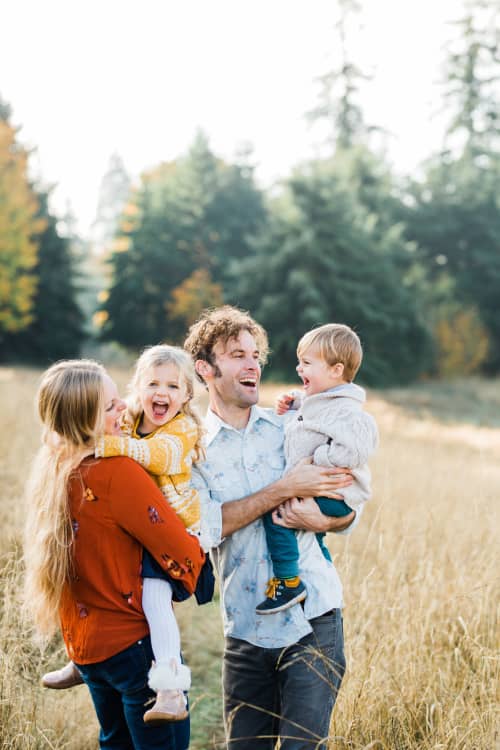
[{"x1": 193, "y1": 404, "x2": 355, "y2": 649}]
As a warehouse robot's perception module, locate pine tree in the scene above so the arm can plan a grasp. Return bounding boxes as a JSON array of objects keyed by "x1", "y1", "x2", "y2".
[
  {"x1": 402, "y1": 0, "x2": 500, "y2": 372},
  {"x1": 3, "y1": 190, "x2": 84, "y2": 362},
  {"x1": 230, "y1": 162, "x2": 432, "y2": 386},
  {"x1": 100, "y1": 134, "x2": 265, "y2": 347},
  {"x1": 0, "y1": 97, "x2": 44, "y2": 339}
]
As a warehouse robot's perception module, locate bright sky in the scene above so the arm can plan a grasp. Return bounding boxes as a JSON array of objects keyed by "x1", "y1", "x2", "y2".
[{"x1": 2, "y1": 0, "x2": 466, "y2": 234}]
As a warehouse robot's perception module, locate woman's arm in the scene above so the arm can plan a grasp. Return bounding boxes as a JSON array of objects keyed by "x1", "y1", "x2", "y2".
[{"x1": 107, "y1": 457, "x2": 204, "y2": 594}]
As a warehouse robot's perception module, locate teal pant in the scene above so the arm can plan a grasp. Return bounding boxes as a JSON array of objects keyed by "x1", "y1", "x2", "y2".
[{"x1": 263, "y1": 497, "x2": 353, "y2": 578}]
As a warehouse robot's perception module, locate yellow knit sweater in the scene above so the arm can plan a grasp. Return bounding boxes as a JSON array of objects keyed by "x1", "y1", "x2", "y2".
[{"x1": 95, "y1": 412, "x2": 201, "y2": 534}]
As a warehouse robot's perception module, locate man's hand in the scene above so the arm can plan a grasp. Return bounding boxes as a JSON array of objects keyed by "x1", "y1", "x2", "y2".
[
  {"x1": 280, "y1": 457, "x2": 353, "y2": 499},
  {"x1": 272, "y1": 497, "x2": 356, "y2": 533}
]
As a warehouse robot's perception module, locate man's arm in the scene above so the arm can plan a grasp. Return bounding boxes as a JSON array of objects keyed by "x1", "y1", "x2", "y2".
[
  {"x1": 220, "y1": 460, "x2": 352, "y2": 538},
  {"x1": 271, "y1": 496, "x2": 360, "y2": 534}
]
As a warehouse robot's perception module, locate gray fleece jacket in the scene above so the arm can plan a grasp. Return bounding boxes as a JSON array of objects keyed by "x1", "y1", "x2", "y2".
[{"x1": 285, "y1": 383, "x2": 379, "y2": 511}]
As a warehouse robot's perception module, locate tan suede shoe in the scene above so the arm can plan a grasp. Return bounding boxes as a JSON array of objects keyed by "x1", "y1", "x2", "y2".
[
  {"x1": 41, "y1": 661, "x2": 84, "y2": 689},
  {"x1": 143, "y1": 690, "x2": 188, "y2": 724}
]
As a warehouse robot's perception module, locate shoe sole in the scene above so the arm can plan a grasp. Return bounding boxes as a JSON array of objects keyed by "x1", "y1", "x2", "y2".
[
  {"x1": 143, "y1": 710, "x2": 188, "y2": 725},
  {"x1": 41, "y1": 678, "x2": 84, "y2": 689},
  {"x1": 255, "y1": 590, "x2": 307, "y2": 615}
]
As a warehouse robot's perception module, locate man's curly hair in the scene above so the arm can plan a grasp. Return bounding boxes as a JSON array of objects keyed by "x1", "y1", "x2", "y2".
[{"x1": 184, "y1": 306, "x2": 269, "y2": 382}]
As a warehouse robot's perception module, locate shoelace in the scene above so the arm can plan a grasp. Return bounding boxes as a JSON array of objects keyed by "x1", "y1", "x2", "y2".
[{"x1": 265, "y1": 577, "x2": 282, "y2": 599}]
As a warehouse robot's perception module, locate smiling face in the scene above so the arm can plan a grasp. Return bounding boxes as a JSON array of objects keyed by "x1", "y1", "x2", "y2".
[
  {"x1": 296, "y1": 347, "x2": 345, "y2": 396},
  {"x1": 138, "y1": 362, "x2": 189, "y2": 434},
  {"x1": 103, "y1": 374, "x2": 126, "y2": 435},
  {"x1": 197, "y1": 329, "x2": 261, "y2": 425}
]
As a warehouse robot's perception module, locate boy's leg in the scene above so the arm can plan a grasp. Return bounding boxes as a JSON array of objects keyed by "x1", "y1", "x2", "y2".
[
  {"x1": 262, "y1": 511, "x2": 300, "y2": 580},
  {"x1": 315, "y1": 497, "x2": 353, "y2": 517},
  {"x1": 314, "y1": 497, "x2": 354, "y2": 562},
  {"x1": 256, "y1": 513, "x2": 306, "y2": 614}
]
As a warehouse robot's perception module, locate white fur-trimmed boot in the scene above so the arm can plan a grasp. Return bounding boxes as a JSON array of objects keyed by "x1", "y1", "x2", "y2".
[{"x1": 143, "y1": 660, "x2": 191, "y2": 724}]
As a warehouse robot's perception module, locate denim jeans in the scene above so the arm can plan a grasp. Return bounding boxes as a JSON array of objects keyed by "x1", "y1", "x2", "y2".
[
  {"x1": 76, "y1": 635, "x2": 189, "y2": 750},
  {"x1": 223, "y1": 609, "x2": 345, "y2": 749}
]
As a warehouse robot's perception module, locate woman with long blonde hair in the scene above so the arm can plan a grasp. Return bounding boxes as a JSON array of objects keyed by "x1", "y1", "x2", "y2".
[
  {"x1": 42, "y1": 345, "x2": 214, "y2": 724},
  {"x1": 24, "y1": 359, "x2": 204, "y2": 749}
]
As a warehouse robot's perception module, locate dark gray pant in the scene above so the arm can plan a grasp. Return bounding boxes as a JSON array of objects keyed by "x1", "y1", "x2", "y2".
[{"x1": 222, "y1": 610, "x2": 345, "y2": 750}]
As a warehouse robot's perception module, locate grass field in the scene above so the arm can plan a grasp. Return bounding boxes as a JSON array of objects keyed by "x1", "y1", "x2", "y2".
[{"x1": 0, "y1": 366, "x2": 498, "y2": 749}]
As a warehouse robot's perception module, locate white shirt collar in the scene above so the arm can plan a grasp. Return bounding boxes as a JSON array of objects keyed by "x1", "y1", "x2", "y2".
[{"x1": 204, "y1": 404, "x2": 282, "y2": 446}]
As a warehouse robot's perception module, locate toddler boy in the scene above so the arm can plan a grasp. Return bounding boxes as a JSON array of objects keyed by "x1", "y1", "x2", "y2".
[{"x1": 256, "y1": 323, "x2": 378, "y2": 614}]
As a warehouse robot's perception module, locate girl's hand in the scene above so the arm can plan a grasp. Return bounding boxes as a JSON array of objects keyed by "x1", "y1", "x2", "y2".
[{"x1": 275, "y1": 393, "x2": 296, "y2": 415}]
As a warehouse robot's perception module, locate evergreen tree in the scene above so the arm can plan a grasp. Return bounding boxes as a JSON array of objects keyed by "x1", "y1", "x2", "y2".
[
  {"x1": 90, "y1": 153, "x2": 131, "y2": 255},
  {"x1": 3, "y1": 190, "x2": 84, "y2": 362},
  {"x1": 402, "y1": 0, "x2": 500, "y2": 372},
  {"x1": 307, "y1": 0, "x2": 373, "y2": 150},
  {"x1": 0, "y1": 97, "x2": 44, "y2": 340},
  {"x1": 230, "y1": 162, "x2": 432, "y2": 386},
  {"x1": 100, "y1": 134, "x2": 265, "y2": 347},
  {"x1": 443, "y1": 0, "x2": 500, "y2": 156}
]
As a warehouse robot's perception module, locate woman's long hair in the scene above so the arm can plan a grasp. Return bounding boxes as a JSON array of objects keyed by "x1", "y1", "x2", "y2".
[
  {"x1": 23, "y1": 360, "x2": 106, "y2": 637},
  {"x1": 127, "y1": 345, "x2": 205, "y2": 462}
]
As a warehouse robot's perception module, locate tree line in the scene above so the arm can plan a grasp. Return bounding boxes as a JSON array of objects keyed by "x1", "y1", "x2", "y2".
[{"x1": 1, "y1": 1, "x2": 499, "y2": 386}]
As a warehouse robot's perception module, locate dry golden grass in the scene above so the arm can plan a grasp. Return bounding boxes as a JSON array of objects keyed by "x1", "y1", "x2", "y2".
[{"x1": 0, "y1": 367, "x2": 498, "y2": 749}]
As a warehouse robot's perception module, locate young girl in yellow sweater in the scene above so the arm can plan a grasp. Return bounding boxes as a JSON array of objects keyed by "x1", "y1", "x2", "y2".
[{"x1": 42, "y1": 345, "x2": 213, "y2": 724}]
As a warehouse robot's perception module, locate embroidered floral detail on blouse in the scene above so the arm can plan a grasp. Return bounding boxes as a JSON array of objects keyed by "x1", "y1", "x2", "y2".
[
  {"x1": 84, "y1": 487, "x2": 97, "y2": 502},
  {"x1": 77, "y1": 603, "x2": 88, "y2": 618},
  {"x1": 161, "y1": 556, "x2": 186, "y2": 577},
  {"x1": 147, "y1": 506, "x2": 164, "y2": 524}
]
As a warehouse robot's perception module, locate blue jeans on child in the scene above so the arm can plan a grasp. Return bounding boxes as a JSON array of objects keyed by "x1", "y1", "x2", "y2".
[
  {"x1": 263, "y1": 497, "x2": 353, "y2": 577},
  {"x1": 76, "y1": 635, "x2": 189, "y2": 750}
]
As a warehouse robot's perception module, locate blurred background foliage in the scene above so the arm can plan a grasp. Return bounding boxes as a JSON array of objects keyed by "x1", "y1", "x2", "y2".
[{"x1": 1, "y1": 0, "x2": 499, "y2": 386}]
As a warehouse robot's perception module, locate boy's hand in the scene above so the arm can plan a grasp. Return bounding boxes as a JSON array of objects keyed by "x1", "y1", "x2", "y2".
[{"x1": 275, "y1": 392, "x2": 296, "y2": 415}]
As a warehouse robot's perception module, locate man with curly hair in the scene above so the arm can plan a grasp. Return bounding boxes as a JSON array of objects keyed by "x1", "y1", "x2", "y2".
[{"x1": 185, "y1": 306, "x2": 363, "y2": 750}]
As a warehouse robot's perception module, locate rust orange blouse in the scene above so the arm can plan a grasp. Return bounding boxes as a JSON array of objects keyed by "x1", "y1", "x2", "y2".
[{"x1": 59, "y1": 456, "x2": 205, "y2": 664}]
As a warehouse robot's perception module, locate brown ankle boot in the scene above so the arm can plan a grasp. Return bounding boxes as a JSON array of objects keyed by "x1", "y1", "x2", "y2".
[{"x1": 42, "y1": 661, "x2": 84, "y2": 689}]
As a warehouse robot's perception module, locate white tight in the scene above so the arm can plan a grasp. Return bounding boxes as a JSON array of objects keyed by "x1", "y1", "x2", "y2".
[{"x1": 142, "y1": 577, "x2": 181, "y2": 667}]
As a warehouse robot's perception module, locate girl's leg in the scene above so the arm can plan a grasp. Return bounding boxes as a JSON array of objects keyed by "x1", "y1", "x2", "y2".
[
  {"x1": 142, "y1": 577, "x2": 190, "y2": 723},
  {"x1": 142, "y1": 577, "x2": 180, "y2": 666}
]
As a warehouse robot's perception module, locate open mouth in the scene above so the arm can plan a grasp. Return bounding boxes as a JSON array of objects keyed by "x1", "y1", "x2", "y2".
[
  {"x1": 239, "y1": 377, "x2": 257, "y2": 389},
  {"x1": 152, "y1": 401, "x2": 169, "y2": 417}
]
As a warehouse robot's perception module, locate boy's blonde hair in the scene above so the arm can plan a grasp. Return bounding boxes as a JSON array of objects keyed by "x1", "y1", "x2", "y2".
[
  {"x1": 24, "y1": 359, "x2": 107, "y2": 637},
  {"x1": 297, "y1": 323, "x2": 363, "y2": 382},
  {"x1": 127, "y1": 344, "x2": 204, "y2": 461}
]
